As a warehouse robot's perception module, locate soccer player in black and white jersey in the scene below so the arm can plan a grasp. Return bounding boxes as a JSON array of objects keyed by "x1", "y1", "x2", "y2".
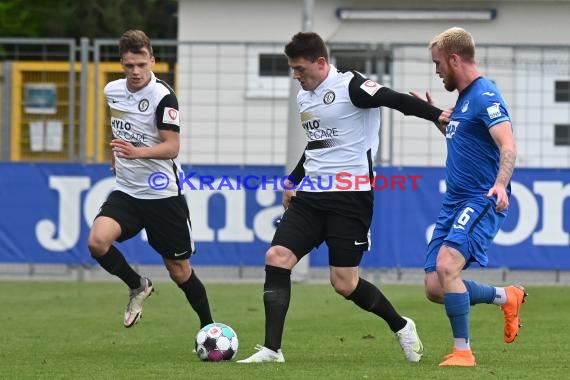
[
  {"x1": 238, "y1": 32, "x2": 451, "y2": 363},
  {"x1": 87, "y1": 30, "x2": 214, "y2": 330}
]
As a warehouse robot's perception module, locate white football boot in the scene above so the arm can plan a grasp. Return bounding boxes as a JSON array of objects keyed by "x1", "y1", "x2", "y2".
[
  {"x1": 237, "y1": 344, "x2": 285, "y2": 363},
  {"x1": 395, "y1": 316, "x2": 424, "y2": 362},
  {"x1": 123, "y1": 277, "x2": 154, "y2": 328}
]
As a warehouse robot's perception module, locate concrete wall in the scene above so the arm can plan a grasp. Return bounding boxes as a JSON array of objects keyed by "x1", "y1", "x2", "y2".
[{"x1": 178, "y1": 0, "x2": 570, "y2": 45}]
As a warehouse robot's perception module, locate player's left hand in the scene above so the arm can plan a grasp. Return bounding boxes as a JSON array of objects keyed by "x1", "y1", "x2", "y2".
[
  {"x1": 409, "y1": 90, "x2": 437, "y2": 105},
  {"x1": 486, "y1": 184, "x2": 509, "y2": 211},
  {"x1": 410, "y1": 90, "x2": 452, "y2": 126},
  {"x1": 111, "y1": 139, "x2": 138, "y2": 159}
]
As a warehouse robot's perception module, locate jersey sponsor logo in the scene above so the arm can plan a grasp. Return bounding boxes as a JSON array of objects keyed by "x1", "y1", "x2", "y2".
[
  {"x1": 138, "y1": 99, "x2": 149, "y2": 112},
  {"x1": 300, "y1": 111, "x2": 313, "y2": 122},
  {"x1": 163, "y1": 107, "x2": 180, "y2": 126},
  {"x1": 461, "y1": 100, "x2": 469, "y2": 113},
  {"x1": 323, "y1": 90, "x2": 335, "y2": 104},
  {"x1": 487, "y1": 102, "x2": 502, "y2": 119},
  {"x1": 301, "y1": 118, "x2": 339, "y2": 142},
  {"x1": 360, "y1": 80, "x2": 382, "y2": 96},
  {"x1": 111, "y1": 117, "x2": 148, "y2": 143}
]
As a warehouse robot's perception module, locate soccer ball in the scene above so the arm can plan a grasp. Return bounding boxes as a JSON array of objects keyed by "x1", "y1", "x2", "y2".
[{"x1": 195, "y1": 322, "x2": 239, "y2": 361}]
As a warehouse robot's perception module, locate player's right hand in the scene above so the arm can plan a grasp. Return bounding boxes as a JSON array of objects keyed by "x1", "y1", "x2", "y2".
[
  {"x1": 281, "y1": 178, "x2": 296, "y2": 209},
  {"x1": 282, "y1": 189, "x2": 296, "y2": 209}
]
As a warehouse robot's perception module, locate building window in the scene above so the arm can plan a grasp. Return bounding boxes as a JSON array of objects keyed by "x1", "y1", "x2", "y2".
[
  {"x1": 330, "y1": 48, "x2": 390, "y2": 76},
  {"x1": 247, "y1": 45, "x2": 289, "y2": 98},
  {"x1": 259, "y1": 54, "x2": 289, "y2": 77},
  {"x1": 332, "y1": 51, "x2": 369, "y2": 74},
  {"x1": 554, "y1": 124, "x2": 570, "y2": 146},
  {"x1": 555, "y1": 80, "x2": 570, "y2": 102}
]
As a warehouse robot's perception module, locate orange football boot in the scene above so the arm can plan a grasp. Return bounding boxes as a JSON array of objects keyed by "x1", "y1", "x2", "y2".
[
  {"x1": 439, "y1": 348, "x2": 476, "y2": 367},
  {"x1": 500, "y1": 285, "x2": 528, "y2": 343}
]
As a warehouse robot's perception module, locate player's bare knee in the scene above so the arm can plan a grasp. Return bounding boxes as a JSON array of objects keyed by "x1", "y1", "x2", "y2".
[
  {"x1": 265, "y1": 246, "x2": 296, "y2": 268},
  {"x1": 165, "y1": 259, "x2": 190, "y2": 284},
  {"x1": 87, "y1": 233, "x2": 110, "y2": 258},
  {"x1": 424, "y1": 274, "x2": 444, "y2": 303},
  {"x1": 425, "y1": 287, "x2": 443, "y2": 303},
  {"x1": 330, "y1": 276, "x2": 357, "y2": 297},
  {"x1": 332, "y1": 283, "x2": 353, "y2": 298},
  {"x1": 436, "y1": 263, "x2": 454, "y2": 281}
]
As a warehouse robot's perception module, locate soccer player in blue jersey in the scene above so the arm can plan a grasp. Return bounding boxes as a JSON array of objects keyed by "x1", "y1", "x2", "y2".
[{"x1": 413, "y1": 27, "x2": 527, "y2": 366}]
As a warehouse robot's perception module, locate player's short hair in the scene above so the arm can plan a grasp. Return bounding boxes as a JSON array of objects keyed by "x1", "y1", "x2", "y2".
[
  {"x1": 119, "y1": 30, "x2": 154, "y2": 57},
  {"x1": 429, "y1": 27, "x2": 475, "y2": 62},
  {"x1": 284, "y1": 32, "x2": 329, "y2": 62}
]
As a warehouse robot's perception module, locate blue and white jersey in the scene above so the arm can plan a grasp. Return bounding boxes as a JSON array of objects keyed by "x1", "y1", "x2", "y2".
[{"x1": 444, "y1": 77, "x2": 511, "y2": 203}]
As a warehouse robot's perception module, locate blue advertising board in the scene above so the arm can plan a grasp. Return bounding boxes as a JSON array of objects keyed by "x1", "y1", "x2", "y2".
[{"x1": 0, "y1": 163, "x2": 568, "y2": 269}]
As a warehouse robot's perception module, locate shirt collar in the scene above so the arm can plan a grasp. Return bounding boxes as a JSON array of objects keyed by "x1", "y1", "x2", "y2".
[
  {"x1": 313, "y1": 64, "x2": 339, "y2": 94},
  {"x1": 125, "y1": 72, "x2": 156, "y2": 100}
]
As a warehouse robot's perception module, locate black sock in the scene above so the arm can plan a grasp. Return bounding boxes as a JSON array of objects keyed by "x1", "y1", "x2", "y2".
[
  {"x1": 263, "y1": 265, "x2": 292, "y2": 352},
  {"x1": 178, "y1": 269, "x2": 214, "y2": 328},
  {"x1": 346, "y1": 277, "x2": 406, "y2": 332},
  {"x1": 94, "y1": 245, "x2": 141, "y2": 289}
]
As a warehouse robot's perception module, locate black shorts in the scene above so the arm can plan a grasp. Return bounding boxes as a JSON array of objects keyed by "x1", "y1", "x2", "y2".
[
  {"x1": 96, "y1": 190, "x2": 194, "y2": 260},
  {"x1": 271, "y1": 191, "x2": 373, "y2": 267}
]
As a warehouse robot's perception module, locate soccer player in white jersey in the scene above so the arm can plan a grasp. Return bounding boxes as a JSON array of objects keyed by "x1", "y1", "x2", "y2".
[
  {"x1": 411, "y1": 27, "x2": 526, "y2": 367},
  {"x1": 87, "y1": 30, "x2": 214, "y2": 329},
  {"x1": 238, "y1": 32, "x2": 451, "y2": 364}
]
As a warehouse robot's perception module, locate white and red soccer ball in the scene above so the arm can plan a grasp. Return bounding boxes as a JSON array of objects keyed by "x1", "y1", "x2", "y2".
[{"x1": 195, "y1": 322, "x2": 239, "y2": 362}]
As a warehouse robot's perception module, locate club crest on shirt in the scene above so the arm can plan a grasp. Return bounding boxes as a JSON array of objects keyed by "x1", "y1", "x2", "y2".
[
  {"x1": 446, "y1": 120, "x2": 459, "y2": 139},
  {"x1": 323, "y1": 90, "x2": 335, "y2": 104},
  {"x1": 138, "y1": 99, "x2": 149, "y2": 112}
]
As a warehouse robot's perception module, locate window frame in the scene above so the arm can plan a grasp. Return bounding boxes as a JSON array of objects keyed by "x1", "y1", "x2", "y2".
[{"x1": 246, "y1": 45, "x2": 290, "y2": 99}]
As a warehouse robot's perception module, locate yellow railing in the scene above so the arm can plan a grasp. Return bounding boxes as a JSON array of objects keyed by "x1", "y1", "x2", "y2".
[{"x1": 10, "y1": 61, "x2": 171, "y2": 162}]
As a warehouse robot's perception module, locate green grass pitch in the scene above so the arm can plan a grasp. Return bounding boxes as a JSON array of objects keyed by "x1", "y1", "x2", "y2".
[{"x1": 1, "y1": 281, "x2": 568, "y2": 379}]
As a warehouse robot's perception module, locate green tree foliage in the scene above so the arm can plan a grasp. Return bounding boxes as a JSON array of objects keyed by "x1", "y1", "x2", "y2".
[
  {"x1": 0, "y1": 0, "x2": 44, "y2": 36},
  {"x1": 0, "y1": 0, "x2": 177, "y2": 39}
]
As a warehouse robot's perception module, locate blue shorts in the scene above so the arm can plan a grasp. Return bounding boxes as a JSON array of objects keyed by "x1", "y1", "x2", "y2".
[{"x1": 424, "y1": 196, "x2": 506, "y2": 273}]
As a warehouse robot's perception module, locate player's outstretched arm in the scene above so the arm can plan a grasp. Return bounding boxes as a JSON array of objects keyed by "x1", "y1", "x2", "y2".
[
  {"x1": 409, "y1": 90, "x2": 451, "y2": 136},
  {"x1": 348, "y1": 74, "x2": 445, "y2": 125}
]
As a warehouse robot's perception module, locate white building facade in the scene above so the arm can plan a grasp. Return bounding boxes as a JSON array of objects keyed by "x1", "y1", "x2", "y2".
[{"x1": 176, "y1": 0, "x2": 570, "y2": 168}]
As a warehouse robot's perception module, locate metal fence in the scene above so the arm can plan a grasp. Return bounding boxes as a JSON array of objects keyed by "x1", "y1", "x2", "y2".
[
  {"x1": 1, "y1": 38, "x2": 569, "y2": 167},
  {"x1": 0, "y1": 38, "x2": 77, "y2": 161},
  {"x1": 389, "y1": 43, "x2": 570, "y2": 168},
  {"x1": 1, "y1": 38, "x2": 569, "y2": 283}
]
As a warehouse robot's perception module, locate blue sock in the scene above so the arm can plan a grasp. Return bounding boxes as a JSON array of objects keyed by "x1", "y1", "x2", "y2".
[
  {"x1": 444, "y1": 292, "x2": 470, "y2": 341},
  {"x1": 463, "y1": 280, "x2": 496, "y2": 305}
]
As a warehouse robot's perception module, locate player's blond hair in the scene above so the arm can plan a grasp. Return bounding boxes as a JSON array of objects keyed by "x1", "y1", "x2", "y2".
[{"x1": 429, "y1": 27, "x2": 475, "y2": 63}]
